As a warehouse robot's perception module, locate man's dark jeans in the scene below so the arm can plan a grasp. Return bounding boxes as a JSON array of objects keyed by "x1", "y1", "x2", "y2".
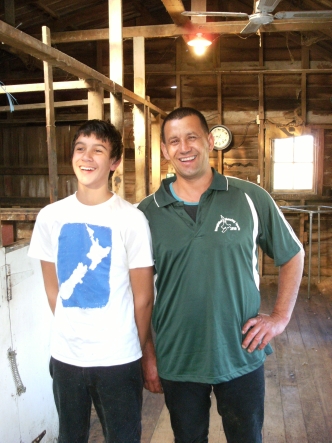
[
  {"x1": 50, "y1": 357, "x2": 143, "y2": 443},
  {"x1": 161, "y1": 365, "x2": 265, "y2": 443}
]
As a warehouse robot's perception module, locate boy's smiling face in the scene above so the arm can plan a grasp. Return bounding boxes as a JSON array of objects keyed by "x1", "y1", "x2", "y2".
[{"x1": 72, "y1": 133, "x2": 118, "y2": 190}]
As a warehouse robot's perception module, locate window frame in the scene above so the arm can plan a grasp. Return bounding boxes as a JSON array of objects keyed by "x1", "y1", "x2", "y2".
[
  {"x1": 265, "y1": 128, "x2": 323, "y2": 198},
  {"x1": 271, "y1": 135, "x2": 316, "y2": 195}
]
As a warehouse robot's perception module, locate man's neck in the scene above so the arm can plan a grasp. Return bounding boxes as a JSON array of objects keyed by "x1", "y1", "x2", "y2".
[
  {"x1": 76, "y1": 186, "x2": 113, "y2": 206},
  {"x1": 172, "y1": 170, "x2": 213, "y2": 203}
]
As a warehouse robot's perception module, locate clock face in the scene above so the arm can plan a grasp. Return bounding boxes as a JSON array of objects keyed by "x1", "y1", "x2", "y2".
[{"x1": 210, "y1": 125, "x2": 232, "y2": 150}]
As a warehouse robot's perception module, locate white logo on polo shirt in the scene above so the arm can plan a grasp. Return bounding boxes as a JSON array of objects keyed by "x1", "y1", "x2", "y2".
[{"x1": 214, "y1": 215, "x2": 240, "y2": 233}]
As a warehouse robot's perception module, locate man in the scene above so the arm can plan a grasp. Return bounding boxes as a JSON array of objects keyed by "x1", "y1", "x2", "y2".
[
  {"x1": 29, "y1": 120, "x2": 154, "y2": 443},
  {"x1": 138, "y1": 107, "x2": 304, "y2": 443}
]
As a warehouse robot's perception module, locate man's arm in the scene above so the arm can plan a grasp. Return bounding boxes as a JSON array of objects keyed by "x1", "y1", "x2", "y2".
[
  {"x1": 241, "y1": 249, "x2": 304, "y2": 353},
  {"x1": 141, "y1": 328, "x2": 163, "y2": 393},
  {"x1": 40, "y1": 260, "x2": 59, "y2": 314},
  {"x1": 129, "y1": 266, "x2": 154, "y2": 351}
]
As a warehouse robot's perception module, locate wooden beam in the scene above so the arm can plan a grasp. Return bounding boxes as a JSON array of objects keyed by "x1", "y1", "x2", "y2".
[
  {"x1": 151, "y1": 114, "x2": 161, "y2": 193},
  {"x1": 50, "y1": 19, "x2": 332, "y2": 43},
  {"x1": 134, "y1": 36, "x2": 147, "y2": 202},
  {"x1": 0, "y1": 80, "x2": 90, "y2": 94},
  {"x1": 109, "y1": 0, "x2": 125, "y2": 198},
  {"x1": 191, "y1": 0, "x2": 206, "y2": 25},
  {"x1": 160, "y1": 0, "x2": 189, "y2": 26},
  {"x1": 42, "y1": 26, "x2": 58, "y2": 203},
  {"x1": 301, "y1": 46, "x2": 309, "y2": 124},
  {"x1": 87, "y1": 80, "x2": 104, "y2": 120},
  {"x1": 0, "y1": 20, "x2": 166, "y2": 117}
]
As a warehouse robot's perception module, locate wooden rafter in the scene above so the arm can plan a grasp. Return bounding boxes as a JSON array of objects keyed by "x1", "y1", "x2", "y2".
[
  {"x1": 50, "y1": 18, "x2": 332, "y2": 43},
  {"x1": 0, "y1": 20, "x2": 166, "y2": 117},
  {"x1": 160, "y1": 0, "x2": 190, "y2": 26}
]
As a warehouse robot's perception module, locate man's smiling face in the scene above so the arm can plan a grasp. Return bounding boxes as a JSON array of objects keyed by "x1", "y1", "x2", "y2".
[{"x1": 161, "y1": 114, "x2": 214, "y2": 181}]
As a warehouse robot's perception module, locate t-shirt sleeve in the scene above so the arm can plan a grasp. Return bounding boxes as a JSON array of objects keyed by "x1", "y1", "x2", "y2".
[
  {"x1": 28, "y1": 208, "x2": 55, "y2": 262},
  {"x1": 123, "y1": 208, "x2": 154, "y2": 269},
  {"x1": 253, "y1": 188, "x2": 303, "y2": 266}
]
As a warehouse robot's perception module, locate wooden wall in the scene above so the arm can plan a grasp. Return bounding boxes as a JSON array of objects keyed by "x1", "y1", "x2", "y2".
[{"x1": 1, "y1": 31, "x2": 332, "y2": 281}]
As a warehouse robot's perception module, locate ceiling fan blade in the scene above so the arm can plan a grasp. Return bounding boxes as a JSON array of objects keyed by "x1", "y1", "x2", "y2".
[
  {"x1": 240, "y1": 20, "x2": 262, "y2": 34},
  {"x1": 274, "y1": 10, "x2": 332, "y2": 19},
  {"x1": 181, "y1": 11, "x2": 249, "y2": 18},
  {"x1": 256, "y1": 0, "x2": 283, "y2": 14}
]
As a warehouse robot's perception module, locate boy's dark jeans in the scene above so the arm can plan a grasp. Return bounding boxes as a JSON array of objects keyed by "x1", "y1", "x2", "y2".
[
  {"x1": 50, "y1": 357, "x2": 143, "y2": 443},
  {"x1": 161, "y1": 365, "x2": 265, "y2": 443}
]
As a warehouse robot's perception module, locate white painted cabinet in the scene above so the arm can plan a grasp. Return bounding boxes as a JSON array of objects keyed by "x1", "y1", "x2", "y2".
[{"x1": 0, "y1": 241, "x2": 58, "y2": 442}]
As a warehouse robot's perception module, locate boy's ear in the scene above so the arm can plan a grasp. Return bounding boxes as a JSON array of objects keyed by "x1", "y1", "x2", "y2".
[{"x1": 110, "y1": 157, "x2": 122, "y2": 171}]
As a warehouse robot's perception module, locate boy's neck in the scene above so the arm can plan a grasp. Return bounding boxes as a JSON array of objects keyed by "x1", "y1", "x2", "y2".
[{"x1": 75, "y1": 186, "x2": 113, "y2": 206}]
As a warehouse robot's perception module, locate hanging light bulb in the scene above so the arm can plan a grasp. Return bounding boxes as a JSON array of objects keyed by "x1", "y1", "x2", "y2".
[{"x1": 187, "y1": 33, "x2": 212, "y2": 56}]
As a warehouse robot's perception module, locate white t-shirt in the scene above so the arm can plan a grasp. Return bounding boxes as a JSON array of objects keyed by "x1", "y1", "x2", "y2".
[{"x1": 28, "y1": 193, "x2": 154, "y2": 367}]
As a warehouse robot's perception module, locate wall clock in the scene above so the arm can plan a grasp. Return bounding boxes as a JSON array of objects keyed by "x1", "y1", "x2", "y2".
[{"x1": 209, "y1": 125, "x2": 232, "y2": 150}]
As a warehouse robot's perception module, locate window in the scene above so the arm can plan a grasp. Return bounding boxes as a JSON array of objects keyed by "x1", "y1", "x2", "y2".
[{"x1": 271, "y1": 135, "x2": 315, "y2": 193}]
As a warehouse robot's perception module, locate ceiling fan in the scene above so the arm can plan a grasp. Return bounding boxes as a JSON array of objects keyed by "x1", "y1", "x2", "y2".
[{"x1": 181, "y1": 0, "x2": 332, "y2": 35}]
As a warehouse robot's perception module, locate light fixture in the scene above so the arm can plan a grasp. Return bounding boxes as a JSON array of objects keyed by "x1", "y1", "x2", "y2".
[{"x1": 187, "y1": 33, "x2": 212, "y2": 56}]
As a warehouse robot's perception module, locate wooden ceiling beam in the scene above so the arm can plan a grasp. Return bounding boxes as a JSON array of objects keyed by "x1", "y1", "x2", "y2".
[
  {"x1": 50, "y1": 19, "x2": 332, "y2": 43},
  {"x1": 0, "y1": 20, "x2": 166, "y2": 117},
  {"x1": 160, "y1": 0, "x2": 190, "y2": 26}
]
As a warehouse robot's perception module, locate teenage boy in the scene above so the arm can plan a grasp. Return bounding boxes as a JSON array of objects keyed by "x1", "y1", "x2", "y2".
[{"x1": 29, "y1": 119, "x2": 154, "y2": 443}]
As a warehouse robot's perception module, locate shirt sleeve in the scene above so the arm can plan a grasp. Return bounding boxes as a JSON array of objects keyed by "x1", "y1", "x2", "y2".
[
  {"x1": 253, "y1": 187, "x2": 303, "y2": 266},
  {"x1": 123, "y1": 208, "x2": 154, "y2": 269},
  {"x1": 28, "y1": 207, "x2": 55, "y2": 262}
]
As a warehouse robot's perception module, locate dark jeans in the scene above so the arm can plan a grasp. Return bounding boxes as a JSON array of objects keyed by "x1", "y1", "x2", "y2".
[
  {"x1": 50, "y1": 357, "x2": 143, "y2": 443},
  {"x1": 161, "y1": 365, "x2": 265, "y2": 443}
]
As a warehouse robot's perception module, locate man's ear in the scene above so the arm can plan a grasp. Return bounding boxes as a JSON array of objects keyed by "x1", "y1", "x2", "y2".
[
  {"x1": 110, "y1": 157, "x2": 122, "y2": 171},
  {"x1": 161, "y1": 143, "x2": 170, "y2": 160},
  {"x1": 207, "y1": 133, "x2": 214, "y2": 152}
]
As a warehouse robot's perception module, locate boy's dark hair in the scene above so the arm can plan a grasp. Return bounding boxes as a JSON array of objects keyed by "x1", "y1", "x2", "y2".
[
  {"x1": 71, "y1": 119, "x2": 123, "y2": 162},
  {"x1": 161, "y1": 107, "x2": 209, "y2": 143}
]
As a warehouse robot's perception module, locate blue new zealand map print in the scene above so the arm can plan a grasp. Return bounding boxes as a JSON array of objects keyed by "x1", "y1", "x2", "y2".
[{"x1": 57, "y1": 223, "x2": 112, "y2": 308}]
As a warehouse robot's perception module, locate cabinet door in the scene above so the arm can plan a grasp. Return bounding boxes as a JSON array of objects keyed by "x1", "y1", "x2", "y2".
[
  {"x1": 0, "y1": 247, "x2": 21, "y2": 442},
  {"x1": 3, "y1": 244, "x2": 58, "y2": 442}
]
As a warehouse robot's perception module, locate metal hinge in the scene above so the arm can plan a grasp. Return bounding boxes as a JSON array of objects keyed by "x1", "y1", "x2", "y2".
[
  {"x1": 6, "y1": 264, "x2": 12, "y2": 301},
  {"x1": 7, "y1": 348, "x2": 26, "y2": 396}
]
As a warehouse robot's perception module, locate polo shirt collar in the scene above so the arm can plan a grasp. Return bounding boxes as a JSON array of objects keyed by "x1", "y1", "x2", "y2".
[{"x1": 154, "y1": 168, "x2": 228, "y2": 208}]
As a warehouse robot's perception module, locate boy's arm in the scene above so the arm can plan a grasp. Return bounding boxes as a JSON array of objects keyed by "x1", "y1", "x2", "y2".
[
  {"x1": 129, "y1": 266, "x2": 154, "y2": 350},
  {"x1": 41, "y1": 260, "x2": 59, "y2": 314}
]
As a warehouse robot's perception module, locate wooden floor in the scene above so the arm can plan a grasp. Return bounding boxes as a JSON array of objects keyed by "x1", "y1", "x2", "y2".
[{"x1": 88, "y1": 283, "x2": 332, "y2": 443}]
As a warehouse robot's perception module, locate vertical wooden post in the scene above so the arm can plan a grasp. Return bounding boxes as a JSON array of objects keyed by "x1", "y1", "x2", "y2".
[
  {"x1": 87, "y1": 80, "x2": 104, "y2": 120},
  {"x1": 109, "y1": 0, "x2": 125, "y2": 197},
  {"x1": 133, "y1": 36, "x2": 147, "y2": 202},
  {"x1": 301, "y1": 46, "x2": 309, "y2": 125},
  {"x1": 175, "y1": 39, "x2": 182, "y2": 108},
  {"x1": 151, "y1": 114, "x2": 161, "y2": 193},
  {"x1": 217, "y1": 72, "x2": 223, "y2": 173},
  {"x1": 42, "y1": 26, "x2": 58, "y2": 203},
  {"x1": 258, "y1": 34, "x2": 265, "y2": 278}
]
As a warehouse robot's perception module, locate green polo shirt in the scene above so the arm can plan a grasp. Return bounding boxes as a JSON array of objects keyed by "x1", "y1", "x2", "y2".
[{"x1": 138, "y1": 169, "x2": 302, "y2": 383}]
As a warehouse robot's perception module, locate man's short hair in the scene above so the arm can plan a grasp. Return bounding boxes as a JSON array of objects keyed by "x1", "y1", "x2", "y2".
[
  {"x1": 71, "y1": 119, "x2": 123, "y2": 161},
  {"x1": 161, "y1": 107, "x2": 209, "y2": 143}
]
